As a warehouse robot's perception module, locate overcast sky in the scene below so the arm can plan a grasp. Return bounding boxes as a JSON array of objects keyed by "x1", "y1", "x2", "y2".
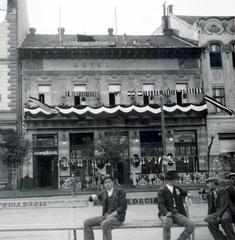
[{"x1": 1, "y1": 0, "x2": 235, "y2": 35}]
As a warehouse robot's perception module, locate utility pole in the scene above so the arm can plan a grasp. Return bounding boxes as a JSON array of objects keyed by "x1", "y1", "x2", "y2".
[{"x1": 160, "y1": 95, "x2": 166, "y2": 156}]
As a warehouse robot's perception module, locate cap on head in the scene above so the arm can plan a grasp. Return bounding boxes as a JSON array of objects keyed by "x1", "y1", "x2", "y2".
[
  {"x1": 227, "y1": 173, "x2": 235, "y2": 179},
  {"x1": 205, "y1": 177, "x2": 219, "y2": 185},
  {"x1": 102, "y1": 175, "x2": 114, "y2": 184},
  {"x1": 165, "y1": 170, "x2": 179, "y2": 181}
]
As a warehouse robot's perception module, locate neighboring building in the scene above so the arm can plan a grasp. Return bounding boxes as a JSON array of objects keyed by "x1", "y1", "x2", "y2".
[
  {"x1": 156, "y1": 5, "x2": 235, "y2": 172},
  {"x1": 19, "y1": 27, "x2": 208, "y2": 189},
  {"x1": 0, "y1": 0, "x2": 29, "y2": 185}
]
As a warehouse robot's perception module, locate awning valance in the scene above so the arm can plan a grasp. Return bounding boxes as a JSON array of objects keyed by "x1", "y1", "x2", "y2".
[{"x1": 24, "y1": 103, "x2": 207, "y2": 117}]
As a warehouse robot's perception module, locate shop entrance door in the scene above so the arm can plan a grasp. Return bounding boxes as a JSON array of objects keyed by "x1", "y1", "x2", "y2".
[{"x1": 36, "y1": 156, "x2": 53, "y2": 187}]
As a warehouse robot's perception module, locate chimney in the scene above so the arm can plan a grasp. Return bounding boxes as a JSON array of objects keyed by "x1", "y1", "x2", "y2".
[
  {"x1": 58, "y1": 27, "x2": 65, "y2": 36},
  {"x1": 168, "y1": 5, "x2": 173, "y2": 14},
  {"x1": 29, "y1": 28, "x2": 36, "y2": 35},
  {"x1": 162, "y1": 4, "x2": 173, "y2": 36},
  {"x1": 108, "y1": 28, "x2": 114, "y2": 36}
]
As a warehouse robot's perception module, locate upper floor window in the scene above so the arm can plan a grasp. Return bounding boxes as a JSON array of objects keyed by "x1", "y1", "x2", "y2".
[
  {"x1": 73, "y1": 85, "x2": 86, "y2": 106},
  {"x1": 232, "y1": 43, "x2": 235, "y2": 68},
  {"x1": 209, "y1": 43, "x2": 222, "y2": 68},
  {"x1": 109, "y1": 84, "x2": 121, "y2": 106},
  {"x1": 212, "y1": 87, "x2": 225, "y2": 113},
  {"x1": 38, "y1": 85, "x2": 51, "y2": 104},
  {"x1": 142, "y1": 84, "x2": 155, "y2": 105},
  {"x1": 176, "y1": 83, "x2": 188, "y2": 105}
]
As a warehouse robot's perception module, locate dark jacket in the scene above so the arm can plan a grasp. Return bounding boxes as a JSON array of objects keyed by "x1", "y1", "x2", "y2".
[
  {"x1": 227, "y1": 185, "x2": 235, "y2": 207},
  {"x1": 157, "y1": 185, "x2": 188, "y2": 217},
  {"x1": 226, "y1": 186, "x2": 235, "y2": 217},
  {"x1": 97, "y1": 187, "x2": 127, "y2": 222},
  {"x1": 207, "y1": 186, "x2": 232, "y2": 218}
]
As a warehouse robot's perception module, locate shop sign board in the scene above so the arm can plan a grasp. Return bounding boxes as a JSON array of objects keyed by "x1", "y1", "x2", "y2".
[{"x1": 34, "y1": 150, "x2": 58, "y2": 156}]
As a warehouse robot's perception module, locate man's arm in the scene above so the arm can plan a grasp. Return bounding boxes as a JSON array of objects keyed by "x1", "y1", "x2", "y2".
[
  {"x1": 89, "y1": 191, "x2": 104, "y2": 202},
  {"x1": 157, "y1": 189, "x2": 169, "y2": 216},
  {"x1": 176, "y1": 186, "x2": 188, "y2": 197},
  {"x1": 215, "y1": 188, "x2": 229, "y2": 218},
  {"x1": 115, "y1": 190, "x2": 127, "y2": 214}
]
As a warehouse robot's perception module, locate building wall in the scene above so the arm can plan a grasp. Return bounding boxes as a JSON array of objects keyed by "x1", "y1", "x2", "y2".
[
  {"x1": 22, "y1": 58, "x2": 202, "y2": 107},
  {"x1": 0, "y1": 0, "x2": 29, "y2": 183},
  {"x1": 21, "y1": 53, "x2": 207, "y2": 186},
  {"x1": 168, "y1": 14, "x2": 198, "y2": 40},
  {"x1": 198, "y1": 17, "x2": 235, "y2": 155}
]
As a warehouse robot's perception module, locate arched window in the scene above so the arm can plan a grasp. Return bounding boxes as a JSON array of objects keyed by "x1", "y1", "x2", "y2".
[{"x1": 209, "y1": 43, "x2": 222, "y2": 68}]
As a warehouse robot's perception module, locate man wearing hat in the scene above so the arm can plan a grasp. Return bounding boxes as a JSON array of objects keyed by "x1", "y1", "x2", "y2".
[
  {"x1": 157, "y1": 170, "x2": 195, "y2": 240},
  {"x1": 83, "y1": 175, "x2": 127, "y2": 240},
  {"x1": 205, "y1": 177, "x2": 235, "y2": 240}
]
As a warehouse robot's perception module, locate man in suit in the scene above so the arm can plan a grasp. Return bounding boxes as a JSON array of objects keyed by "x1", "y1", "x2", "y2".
[
  {"x1": 84, "y1": 175, "x2": 127, "y2": 240},
  {"x1": 157, "y1": 170, "x2": 195, "y2": 240},
  {"x1": 205, "y1": 177, "x2": 235, "y2": 240},
  {"x1": 227, "y1": 173, "x2": 235, "y2": 207}
]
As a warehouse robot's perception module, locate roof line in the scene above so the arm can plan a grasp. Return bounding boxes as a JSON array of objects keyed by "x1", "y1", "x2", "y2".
[{"x1": 171, "y1": 34, "x2": 198, "y2": 47}]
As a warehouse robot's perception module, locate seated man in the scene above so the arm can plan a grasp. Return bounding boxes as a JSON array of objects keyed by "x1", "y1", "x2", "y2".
[
  {"x1": 157, "y1": 170, "x2": 195, "y2": 240},
  {"x1": 205, "y1": 177, "x2": 235, "y2": 240},
  {"x1": 84, "y1": 175, "x2": 127, "y2": 240},
  {"x1": 227, "y1": 173, "x2": 235, "y2": 208}
]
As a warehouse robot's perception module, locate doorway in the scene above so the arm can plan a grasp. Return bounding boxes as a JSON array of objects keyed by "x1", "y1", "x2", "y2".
[{"x1": 36, "y1": 156, "x2": 54, "y2": 187}]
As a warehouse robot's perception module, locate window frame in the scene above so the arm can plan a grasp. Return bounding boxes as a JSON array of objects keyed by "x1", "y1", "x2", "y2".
[
  {"x1": 209, "y1": 43, "x2": 222, "y2": 68},
  {"x1": 142, "y1": 83, "x2": 155, "y2": 105},
  {"x1": 212, "y1": 87, "x2": 226, "y2": 113},
  {"x1": 73, "y1": 84, "x2": 87, "y2": 106}
]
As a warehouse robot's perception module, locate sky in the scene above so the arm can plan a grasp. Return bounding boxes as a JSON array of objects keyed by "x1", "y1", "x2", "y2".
[{"x1": 1, "y1": 0, "x2": 235, "y2": 35}]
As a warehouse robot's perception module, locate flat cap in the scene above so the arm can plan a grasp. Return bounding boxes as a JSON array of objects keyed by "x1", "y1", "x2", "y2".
[
  {"x1": 102, "y1": 175, "x2": 114, "y2": 184},
  {"x1": 205, "y1": 177, "x2": 219, "y2": 184}
]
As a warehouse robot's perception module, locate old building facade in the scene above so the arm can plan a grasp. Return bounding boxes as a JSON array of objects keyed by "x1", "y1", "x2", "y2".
[
  {"x1": 0, "y1": 0, "x2": 29, "y2": 185},
  {"x1": 155, "y1": 5, "x2": 235, "y2": 174},
  {"x1": 19, "y1": 27, "x2": 209, "y2": 189}
]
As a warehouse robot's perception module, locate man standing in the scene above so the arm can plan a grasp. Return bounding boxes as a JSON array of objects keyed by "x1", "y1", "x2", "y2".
[
  {"x1": 157, "y1": 170, "x2": 195, "y2": 240},
  {"x1": 205, "y1": 177, "x2": 235, "y2": 240},
  {"x1": 84, "y1": 175, "x2": 127, "y2": 240}
]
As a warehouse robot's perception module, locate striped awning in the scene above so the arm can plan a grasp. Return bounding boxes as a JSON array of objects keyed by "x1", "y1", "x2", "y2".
[{"x1": 127, "y1": 88, "x2": 203, "y2": 96}]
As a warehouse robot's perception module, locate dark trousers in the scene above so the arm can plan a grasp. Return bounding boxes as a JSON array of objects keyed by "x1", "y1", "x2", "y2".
[
  {"x1": 161, "y1": 213, "x2": 195, "y2": 240},
  {"x1": 206, "y1": 210, "x2": 235, "y2": 240},
  {"x1": 84, "y1": 215, "x2": 122, "y2": 240}
]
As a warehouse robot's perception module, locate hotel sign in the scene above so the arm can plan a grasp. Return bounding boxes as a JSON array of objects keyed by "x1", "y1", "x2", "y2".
[{"x1": 34, "y1": 150, "x2": 58, "y2": 156}]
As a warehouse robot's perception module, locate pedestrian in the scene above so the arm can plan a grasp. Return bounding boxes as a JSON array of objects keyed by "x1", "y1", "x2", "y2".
[
  {"x1": 157, "y1": 170, "x2": 195, "y2": 240},
  {"x1": 83, "y1": 175, "x2": 127, "y2": 240},
  {"x1": 204, "y1": 177, "x2": 235, "y2": 240}
]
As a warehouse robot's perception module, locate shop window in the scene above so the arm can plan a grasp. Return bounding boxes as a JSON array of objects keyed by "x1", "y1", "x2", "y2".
[
  {"x1": 142, "y1": 84, "x2": 155, "y2": 105},
  {"x1": 38, "y1": 85, "x2": 51, "y2": 104},
  {"x1": 232, "y1": 43, "x2": 235, "y2": 68},
  {"x1": 212, "y1": 87, "x2": 225, "y2": 113},
  {"x1": 73, "y1": 85, "x2": 86, "y2": 106},
  {"x1": 209, "y1": 43, "x2": 222, "y2": 68},
  {"x1": 176, "y1": 83, "x2": 188, "y2": 105},
  {"x1": 174, "y1": 131, "x2": 197, "y2": 173},
  {"x1": 109, "y1": 84, "x2": 121, "y2": 106}
]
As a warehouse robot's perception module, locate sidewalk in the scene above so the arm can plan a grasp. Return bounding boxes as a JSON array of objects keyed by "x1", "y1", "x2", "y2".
[{"x1": 0, "y1": 183, "x2": 206, "y2": 199}]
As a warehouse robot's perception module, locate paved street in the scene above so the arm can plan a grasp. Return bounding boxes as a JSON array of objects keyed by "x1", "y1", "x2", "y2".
[{"x1": 0, "y1": 193, "x2": 214, "y2": 240}]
